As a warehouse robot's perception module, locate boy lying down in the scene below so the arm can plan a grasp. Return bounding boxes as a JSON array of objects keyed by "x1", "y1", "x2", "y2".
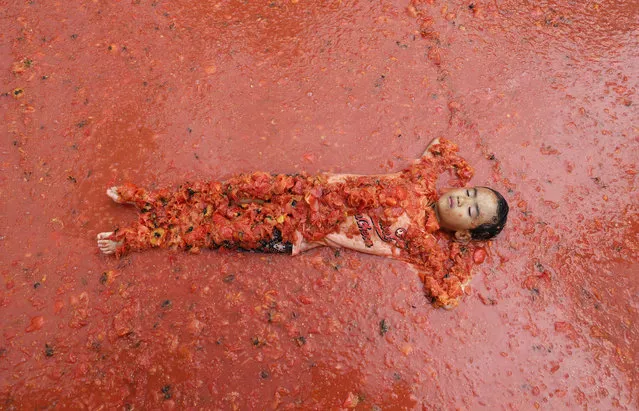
[{"x1": 97, "y1": 138, "x2": 508, "y2": 308}]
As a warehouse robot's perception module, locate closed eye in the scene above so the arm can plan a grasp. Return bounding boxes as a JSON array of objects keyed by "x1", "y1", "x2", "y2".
[
  {"x1": 468, "y1": 207, "x2": 472, "y2": 217},
  {"x1": 466, "y1": 189, "x2": 470, "y2": 196}
]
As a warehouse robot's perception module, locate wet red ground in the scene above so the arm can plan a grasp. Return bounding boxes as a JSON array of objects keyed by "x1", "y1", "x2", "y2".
[{"x1": 1, "y1": 0, "x2": 637, "y2": 409}]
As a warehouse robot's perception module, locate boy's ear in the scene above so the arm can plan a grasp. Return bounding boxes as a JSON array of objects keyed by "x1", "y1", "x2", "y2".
[{"x1": 454, "y1": 230, "x2": 471, "y2": 243}]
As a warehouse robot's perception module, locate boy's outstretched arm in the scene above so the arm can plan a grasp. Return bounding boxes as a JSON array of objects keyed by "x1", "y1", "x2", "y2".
[{"x1": 420, "y1": 137, "x2": 441, "y2": 159}]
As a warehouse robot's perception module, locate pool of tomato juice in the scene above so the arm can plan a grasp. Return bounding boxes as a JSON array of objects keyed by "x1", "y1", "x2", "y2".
[{"x1": 1, "y1": 0, "x2": 637, "y2": 408}]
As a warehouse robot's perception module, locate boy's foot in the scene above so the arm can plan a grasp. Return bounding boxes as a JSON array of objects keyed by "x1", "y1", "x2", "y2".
[
  {"x1": 106, "y1": 187, "x2": 122, "y2": 203},
  {"x1": 97, "y1": 232, "x2": 122, "y2": 255}
]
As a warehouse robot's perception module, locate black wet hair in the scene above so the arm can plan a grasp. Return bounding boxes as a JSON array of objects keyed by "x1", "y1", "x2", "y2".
[{"x1": 470, "y1": 187, "x2": 509, "y2": 240}]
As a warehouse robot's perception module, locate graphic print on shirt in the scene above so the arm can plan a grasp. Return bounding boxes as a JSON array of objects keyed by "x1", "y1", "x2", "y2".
[
  {"x1": 371, "y1": 215, "x2": 407, "y2": 249},
  {"x1": 354, "y1": 214, "x2": 374, "y2": 247},
  {"x1": 355, "y1": 214, "x2": 407, "y2": 249}
]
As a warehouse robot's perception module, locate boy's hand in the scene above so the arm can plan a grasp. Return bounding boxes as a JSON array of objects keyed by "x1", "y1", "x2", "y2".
[{"x1": 418, "y1": 137, "x2": 442, "y2": 159}]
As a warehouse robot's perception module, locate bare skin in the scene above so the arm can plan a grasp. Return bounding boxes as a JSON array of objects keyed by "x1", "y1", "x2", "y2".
[
  {"x1": 97, "y1": 231, "x2": 119, "y2": 255},
  {"x1": 96, "y1": 188, "x2": 132, "y2": 254}
]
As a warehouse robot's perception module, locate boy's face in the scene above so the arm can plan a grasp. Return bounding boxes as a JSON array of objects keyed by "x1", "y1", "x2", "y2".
[{"x1": 435, "y1": 187, "x2": 499, "y2": 234}]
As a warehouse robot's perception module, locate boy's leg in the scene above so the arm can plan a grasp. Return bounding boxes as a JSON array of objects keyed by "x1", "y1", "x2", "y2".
[
  {"x1": 97, "y1": 232, "x2": 122, "y2": 255},
  {"x1": 106, "y1": 183, "x2": 152, "y2": 209}
]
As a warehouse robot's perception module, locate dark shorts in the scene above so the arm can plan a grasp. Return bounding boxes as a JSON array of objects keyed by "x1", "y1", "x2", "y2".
[{"x1": 250, "y1": 227, "x2": 293, "y2": 254}]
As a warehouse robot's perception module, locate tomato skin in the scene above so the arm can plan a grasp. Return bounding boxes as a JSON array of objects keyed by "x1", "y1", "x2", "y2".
[
  {"x1": 298, "y1": 295, "x2": 314, "y2": 305},
  {"x1": 25, "y1": 316, "x2": 44, "y2": 332},
  {"x1": 473, "y1": 248, "x2": 487, "y2": 264},
  {"x1": 343, "y1": 392, "x2": 360, "y2": 408}
]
